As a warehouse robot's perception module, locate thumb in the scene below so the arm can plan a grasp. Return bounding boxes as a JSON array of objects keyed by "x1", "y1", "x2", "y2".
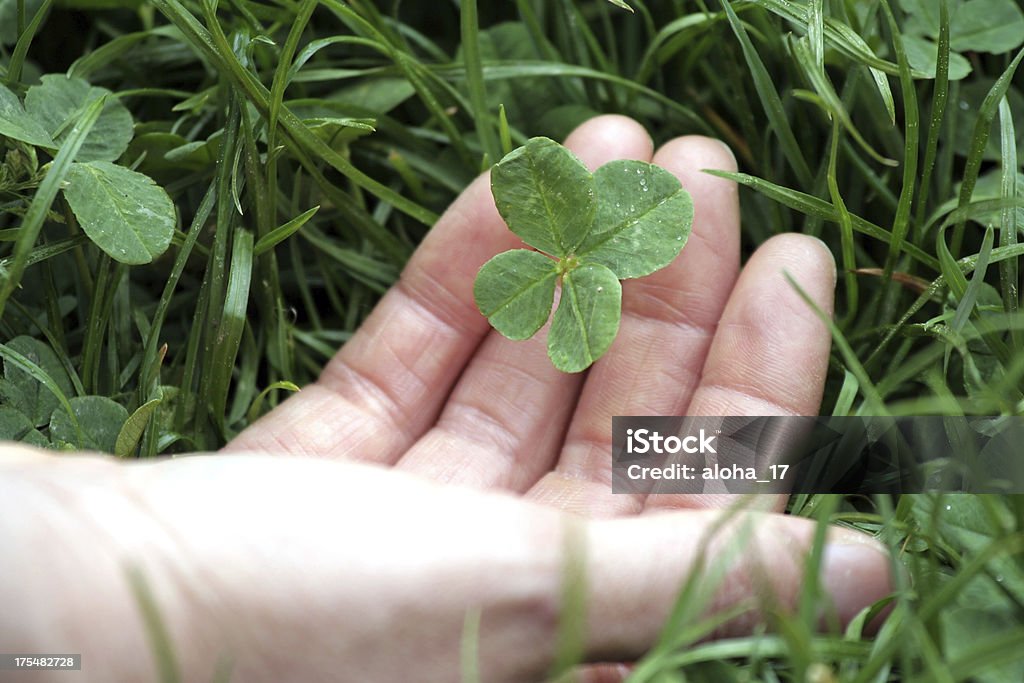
[{"x1": 579, "y1": 508, "x2": 893, "y2": 663}]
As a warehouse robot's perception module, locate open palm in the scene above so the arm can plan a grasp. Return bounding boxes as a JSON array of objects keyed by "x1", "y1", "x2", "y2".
[{"x1": 228, "y1": 114, "x2": 837, "y2": 517}]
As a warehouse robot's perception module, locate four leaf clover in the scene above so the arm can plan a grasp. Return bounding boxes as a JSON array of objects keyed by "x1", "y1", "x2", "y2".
[{"x1": 474, "y1": 137, "x2": 694, "y2": 373}]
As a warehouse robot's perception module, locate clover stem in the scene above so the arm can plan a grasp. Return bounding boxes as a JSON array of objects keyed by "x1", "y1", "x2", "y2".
[{"x1": 556, "y1": 255, "x2": 580, "y2": 276}]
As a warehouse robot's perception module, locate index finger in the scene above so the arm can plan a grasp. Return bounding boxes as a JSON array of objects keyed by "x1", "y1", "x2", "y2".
[{"x1": 226, "y1": 165, "x2": 520, "y2": 460}]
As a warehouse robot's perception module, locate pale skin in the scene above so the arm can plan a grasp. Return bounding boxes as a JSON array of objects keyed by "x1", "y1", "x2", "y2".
[{"x1": 0, "y1": 116, "x2": 893, "y2": 682}]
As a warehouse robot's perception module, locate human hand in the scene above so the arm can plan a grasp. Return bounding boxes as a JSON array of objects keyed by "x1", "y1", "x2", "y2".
[
  {"x1": 227, "y1": 115, "x2": 838, "y2": 516},
  {"x1": 0, "y1": 116, "x2": 894, "y2": 683}
]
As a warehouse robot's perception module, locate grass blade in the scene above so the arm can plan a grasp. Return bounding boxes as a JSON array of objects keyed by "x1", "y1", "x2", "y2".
[
  {"x1": 210, "y1": 229, "x2": 254, "y2": 436},
  {"x1": 998, "y1": 95, "x2": 1019, "y2": 347},
  {"x1": 913, "y1": 0, "x2": 951, "y2": 240},
  {"x1": 825, "y1": 120, "x2": 859, "y2": 325},
  {"x1": 791, "y1": 35, "x2": 896, "y2": 168},
  {"x1": 5, "y1": 0, "x2": 53, "y2": 85},
  {"x1": 879, "y1": 0, "x2": 919, "y2": 321},
  {"x1": 952, "y1": 46, "x2": 1024, "y2": 255},
  {"x1": 253, "y1": 206, "x2": 320, "y2": 257},
  {"x1": 719, "y1": 0, "x2": 812, "y2": 187},
  {"x1": 460, "y1": 0, "x2": 499, "y2": 165},
  {"x1": 706, "y1": 169, "x2": 939, "y2": 270}
]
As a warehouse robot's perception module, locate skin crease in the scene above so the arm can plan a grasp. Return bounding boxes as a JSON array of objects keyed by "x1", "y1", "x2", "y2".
[{"x1": 0, "y1": 116, "x2": 894, "y2": 683}]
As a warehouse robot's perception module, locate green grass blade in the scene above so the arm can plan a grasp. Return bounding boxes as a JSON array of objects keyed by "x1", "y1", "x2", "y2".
[
  {"x1": 751, "y1": 0, "x2": 918, "y2": 77},
  {"x1": 460, "y1": 0, "x2": 499, "y2": 165},
  {"x1": 952, "y1": 46, "x2": 1024, "y2": 255},
  {"x1": 140, "y1": 185, "x2": 215, "y2": 400},
  {"x1": 268, "y1": 0, "x2": 316, "y2": 143},
  {"x1": 497, "y1": 103, "x2": 513, "y2": 157},
  {"x1": 951, "y1": 225, "x2": 995, "y2": 336},
  {"x1": 440, "y1": 61, "x2": 709, "y2": 133},
  {"x1": 807, "y1": 0, "x2": 824, "y2": 75},
  {"x1": 791, "y1": 36, "x2": 896, "y2": 168},
  {"x1": 253, "y1": 206, "x2": 320, "y2": 257},
  {"x1": 947, "y1": 628, "x2": 1024, "y2": 680},
  {"x1": 0, "y1": 236, "x2": 89, "y2": 272},
  {"x1": 914, "y1": 0, "x2": 951, "y2": 240},
  {"x1": 68, "y1": 31, "x2": 151, "y2": 81},
  {"x1": 460, "y1": 607, "x2": 482, "y2": 683},
  {"x1": 321, "y1": 0, "x2": 474, "y2": 168},
  {"x1": 825, "y1": 121, "x2": 859, "y2": 325},
  {"x1": 999, "y1": 96, "x2": 1019, "y2": 347},
  {"x1": 245, "y1": 381, "x2": 300, "y2": 424},
  {"x1": 719, "y1": 0, "x2": 812, "y2": 187},
  {"x1": 210, "y1": 229, "x2": 254, "y2": 436},
  {"x1": 5, "y1": 0, "x2": 53, "y2": 85},
  {"x1": 879, "y1": 0, "x2": 919, "y2": 321},
  {"x1": 127, "y1": 567, "x2": 181, "y2": 683},
  {"x1": 706, "y1": 170, "x2": 939, "y2": 270}
]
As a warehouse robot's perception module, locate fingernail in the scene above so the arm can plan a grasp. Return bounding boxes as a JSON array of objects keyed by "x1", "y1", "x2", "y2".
[{"x1": 820, "y1": 534, "x2": 893, "y2": 626}]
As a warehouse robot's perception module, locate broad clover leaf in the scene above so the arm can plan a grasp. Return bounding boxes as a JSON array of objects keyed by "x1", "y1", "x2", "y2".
[{"x1": 474, "y1": 137, "x2": 694, "y2": 373}]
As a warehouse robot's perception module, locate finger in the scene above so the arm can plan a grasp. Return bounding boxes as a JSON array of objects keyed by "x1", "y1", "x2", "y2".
[
  {"x1": 225, "y1": 152, "x2": 532, "y2": 460},
  {"x1": 527, "y1": 137, "x2": 741, "y2": 516},
  {"x1": 582, "y1": 509, "x2": 893, "y2": 662},
  {"x1": 643, "y1": 234, "x2": 835, "y2": 513},
  {"x1": 396, "y1": 116, "x2": 655, "y2": 491}
]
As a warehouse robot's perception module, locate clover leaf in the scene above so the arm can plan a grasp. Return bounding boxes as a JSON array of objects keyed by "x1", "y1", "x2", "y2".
[{"x1": 474, "y1": 137, "x2": 693, "y2": 373}]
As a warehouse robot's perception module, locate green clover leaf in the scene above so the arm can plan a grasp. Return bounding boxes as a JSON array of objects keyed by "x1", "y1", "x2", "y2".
[
  {"x1": 475, "y1": 137, "x2": 694, "y2": 373},
  {"x1": 490, "y1": 136, "x2": 596, "y2": 257},
  {"x1": 474, "y1": 249, "x2": 558, "y2": 340},
  {"x1": 549, "y1": 263, "x2": 622, "y2": 373},
  {"x1": 580, "y1": 159, "x2": 696, "y2": 278}
]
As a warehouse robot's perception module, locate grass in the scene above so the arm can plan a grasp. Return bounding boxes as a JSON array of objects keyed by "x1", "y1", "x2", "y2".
[{"x1": 1, "y1": 0, "x2": 1024, "y2": 679}]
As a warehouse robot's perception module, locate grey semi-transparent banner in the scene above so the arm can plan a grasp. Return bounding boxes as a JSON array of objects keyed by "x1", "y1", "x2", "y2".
[
  {"x1": 0, "y1": 654, "x2": 82, "y2": 670},
  {"x1": 611, "y1": 416, "x2": 1024, "y2": 495}
]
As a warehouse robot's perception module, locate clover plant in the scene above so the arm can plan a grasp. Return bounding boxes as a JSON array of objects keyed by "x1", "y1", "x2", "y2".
[
  {"x1": 474, "y1": 137, "x2": 694, "y2": 373},
  {"x1": 0, "y1": 75, "x2": 175, "y2": 266}
]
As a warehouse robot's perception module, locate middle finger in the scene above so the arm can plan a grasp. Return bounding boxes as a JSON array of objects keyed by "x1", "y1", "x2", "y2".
[
  {"x1": 527, "y1": 136, "x2": 741, "y2": 516},
  {"x1": 396, "y1": 116, "x2": 656, "y2": 491}
]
